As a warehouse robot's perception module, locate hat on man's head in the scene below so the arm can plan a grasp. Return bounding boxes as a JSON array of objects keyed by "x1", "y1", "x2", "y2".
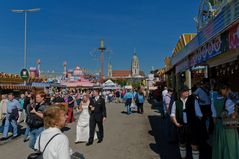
[{"x1": 179, "y1": 85, "x2": 190, "y2": 92}]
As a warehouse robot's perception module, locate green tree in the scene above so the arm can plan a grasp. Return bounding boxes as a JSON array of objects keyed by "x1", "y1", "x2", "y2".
[{"x1": 132, "y1": 82, "x2": 141, "y2": 89}]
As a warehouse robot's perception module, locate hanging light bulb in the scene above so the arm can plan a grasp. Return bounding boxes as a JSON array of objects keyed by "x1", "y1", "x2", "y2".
[
  {"x1": 227, "y1": 66, "x2": 230, "y2": 72},
  {"x1": 223, "y1": 68, "x2": 226, "y2": 75},
  {"x1": 231, "y1": 68, "x2": 234, "y2": 74},
  {"x1": 235, "y1": 64, "x2": 238, "y2": 70}
]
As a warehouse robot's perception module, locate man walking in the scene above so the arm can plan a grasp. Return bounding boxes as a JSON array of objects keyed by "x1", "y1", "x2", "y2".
[
  {"x1": 123, "y1": 89, "x2": 134, "y2": 115},
  {"x1": 0, "y1": 93, "x2": 21, "y2": 141},
  {"x1": 86, "y1": 90, "x2": 107, "y2": 146}
]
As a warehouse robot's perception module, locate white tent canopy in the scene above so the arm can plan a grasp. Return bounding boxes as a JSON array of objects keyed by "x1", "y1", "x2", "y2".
[
  {"x1": 103, "y1": 80, "x2": 116, "y2": 87},
  {"x1": 103, "y1": 80, "x2": 120, "y2": 90}
]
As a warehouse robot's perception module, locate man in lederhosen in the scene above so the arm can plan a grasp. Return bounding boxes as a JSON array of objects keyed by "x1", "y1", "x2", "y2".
[{"x1": 170, "y1": 86, "x2": 203, "y2": 159}]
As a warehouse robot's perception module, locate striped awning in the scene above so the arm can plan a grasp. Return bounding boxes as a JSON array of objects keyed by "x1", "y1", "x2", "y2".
[{"x1": 172, "y1": 33, "x2": 196, "y2": 57}]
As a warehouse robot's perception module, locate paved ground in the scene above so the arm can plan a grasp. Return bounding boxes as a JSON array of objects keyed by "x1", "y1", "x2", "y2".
[{"x1": 0, "y1": 102, "x2": 181, "y2": 159}]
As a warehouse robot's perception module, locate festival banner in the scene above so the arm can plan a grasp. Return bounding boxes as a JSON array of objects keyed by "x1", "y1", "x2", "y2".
[
  {"x1": 189, "y1": 29, "x2": 230, "y2": 67},
  {"x1": 229, "y1": 23, "x2": 239, "y2": 50},
  {"x1": 172, "y1": 0, "x2": 239, "y2": 65}
]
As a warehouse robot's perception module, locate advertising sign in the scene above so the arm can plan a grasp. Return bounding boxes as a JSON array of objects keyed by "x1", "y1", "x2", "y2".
[
  {"x1": 20, "y1": 68, "x2": 29, "y2": 81},
  {"x1": 190, "y1": 35, "x2": 224, "y2": 66},
  {"x1": 172, "y1": 0, "x2": 239, "y2": 65},
  {"x1": 229, "y1": 23, "x2": 239, "y2": 50}
]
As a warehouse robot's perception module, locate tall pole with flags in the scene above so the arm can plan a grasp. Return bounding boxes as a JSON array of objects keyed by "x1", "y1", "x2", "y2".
[{"x1": 98, "y1": 39, "x2": 106, "y2": 83}]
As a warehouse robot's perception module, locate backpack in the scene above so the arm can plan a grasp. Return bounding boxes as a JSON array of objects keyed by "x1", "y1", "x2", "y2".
[{"x1": 27, "y1": 133, "x2": 60, "y2": 159}]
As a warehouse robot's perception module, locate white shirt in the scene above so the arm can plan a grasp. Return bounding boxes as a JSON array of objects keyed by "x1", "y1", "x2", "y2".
[
  {"x1": 162, "y1": 90, "x2": 168, "y2": 98},
  {"x1": 170, "y1": 98, "x2": 203, "y2": 124},
  {"x1": 34, "y1": 127, "x2": 71, "y2": 159},
  {"x1": 95, "y1": 96, "x2": 100, "y2": 101}
]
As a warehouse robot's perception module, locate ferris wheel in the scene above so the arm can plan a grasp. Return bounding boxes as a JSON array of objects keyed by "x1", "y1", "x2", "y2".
[{"x1": 196, "y1": 0, "x2": 230, "y2": 32}]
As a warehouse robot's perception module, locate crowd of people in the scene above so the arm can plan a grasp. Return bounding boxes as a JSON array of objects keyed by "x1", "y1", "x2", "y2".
[
  {"x1": 100, "y1": 87, "x2": 146, "y2": 115},
  {"x1": 1, "y1": 80, "x2": 237, "y2": 159},
  {"x1": 0, "y1": 89, "x2": 107, "y2": 159},
  {"x1": 151, "y1": 79, "x2": 239, "y2": 159}
]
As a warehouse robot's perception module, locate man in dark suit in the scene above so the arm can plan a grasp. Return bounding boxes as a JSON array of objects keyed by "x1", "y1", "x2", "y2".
[{"x1": 86, "y1": 90, "x2": 107, "y2": 146}]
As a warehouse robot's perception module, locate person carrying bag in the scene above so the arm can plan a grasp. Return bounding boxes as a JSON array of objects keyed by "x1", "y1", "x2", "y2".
[{"x1": 27, "y1": 133, "x2": 60, "y2": 159}]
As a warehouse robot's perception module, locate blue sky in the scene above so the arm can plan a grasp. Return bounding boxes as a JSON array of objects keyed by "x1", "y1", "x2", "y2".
[{"x1": 0, "y1": 0, "x2": 200, "y2": 75}]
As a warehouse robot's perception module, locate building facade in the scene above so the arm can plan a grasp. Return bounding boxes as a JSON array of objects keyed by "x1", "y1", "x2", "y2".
[{"x1": 107, "y1": 50, "x2": 145, "y2": 85}]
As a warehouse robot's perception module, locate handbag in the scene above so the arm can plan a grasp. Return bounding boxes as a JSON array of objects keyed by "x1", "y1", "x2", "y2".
[
  {"x1": 9, "y1": 108, "x2": 19, "y2": 120},
  {"x1": 130, "y1": 103, "x2": 137, "y2": 110},
  {"x1": 27, "y1": 133, "x2": 60, "y2": 159},
  {"x1": 71, "y1": 152, "x2": 85, "y2": 159}
]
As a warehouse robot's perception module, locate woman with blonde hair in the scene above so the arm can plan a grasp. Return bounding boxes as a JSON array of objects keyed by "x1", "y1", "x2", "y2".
[{"x1": 33, "y1": 104, "x2": 71, "y2": 159}]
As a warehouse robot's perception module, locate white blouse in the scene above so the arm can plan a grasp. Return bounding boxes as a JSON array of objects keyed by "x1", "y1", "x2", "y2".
[{"x1": 34, "y1": 127, "x2": 71, "y2": 159}]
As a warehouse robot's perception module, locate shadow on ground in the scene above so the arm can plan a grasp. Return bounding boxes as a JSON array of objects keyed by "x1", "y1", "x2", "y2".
[{"x1": 148, "y1": 115, "x2": 180, "y2": 159}]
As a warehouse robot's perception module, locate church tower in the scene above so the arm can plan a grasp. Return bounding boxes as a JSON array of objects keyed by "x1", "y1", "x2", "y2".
[
  {"x1": 131, "y1": 49, "x2": 140, "y2": 77},
  {"x1": 108, "y1": 60, "x2": 112, "y2": 78}
]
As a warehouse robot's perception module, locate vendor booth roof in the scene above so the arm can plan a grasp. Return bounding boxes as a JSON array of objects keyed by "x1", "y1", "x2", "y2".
[
  {"x1": 0, "y1": 84, "x2": 32, "y2": 90},
  {"x1": 49, "y1": 83, "x2": 66, "y2": 88},
  {"x1": 61, "y1": 79, "x2": 93, "y2": 88},
  {"x1": 31, "y1": 82, "x2": 50, "y2": 88}
]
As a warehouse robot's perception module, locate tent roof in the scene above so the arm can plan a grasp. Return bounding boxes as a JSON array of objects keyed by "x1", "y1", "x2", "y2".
[
  {"x1": 103, "y1": 80, "x2": 116, "y2": 87},
  {"x1": 104, "y1": 79, "x2": 114, "y2": 84},
  {"x1": 61, "y1": 78, "x2": 93, "y2": 88}
]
